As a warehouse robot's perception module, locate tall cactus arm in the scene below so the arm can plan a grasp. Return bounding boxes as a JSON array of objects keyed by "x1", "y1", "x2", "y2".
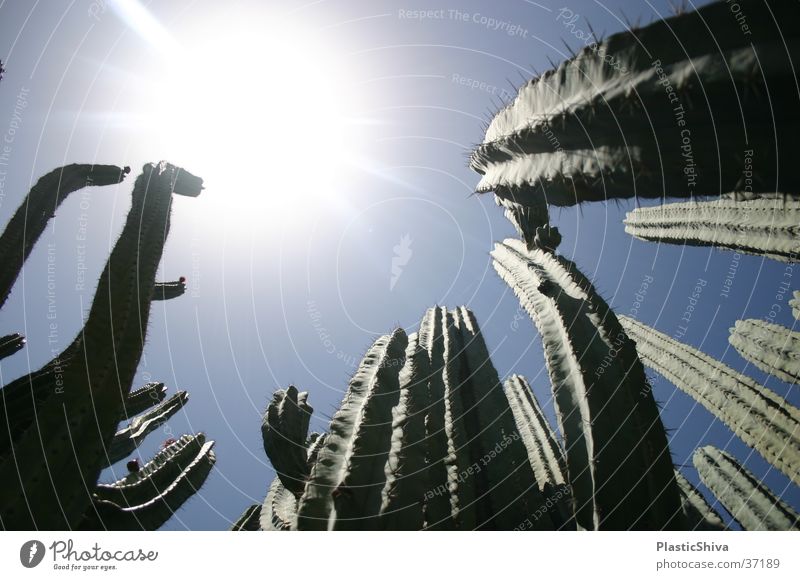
[
  {"x1": 260, "y1": 478, "x2": 298, "y2": 531},
  {"x1": 730, "y1": 319, "x2": 800, "y2": 385},
  {"x1": 378, "y1": 333, "x2": 430, "y2": 530},
  {"x1": 621, "y1": 315, "x2": 800, "y2": 485},
  {"x1": 674, "y1": 470, "x2": 726, "y2": 531},
  {"x1": 0, "y1": 162, "x2": 203, "y2": 529},
  {"x1": 491, "y1": 239, "x2": 684, "y2": 530},
  {"x1": 230, "y1": 504, "x2": 262, "y2": 531},
  {"x1": 791, "y1": 291, "x2": 800, "y2": 321},
  {"x1": 470, "y1": 1, "x2": 800, "y2": 208},
  {"x1": 623, "y1": 199, "x2": 800, "y2": 263},
  {"x1": 0, "y1": 333, "x2": 25, "y2": 361},
  {"x1": 295, "y1": 329, "x2": 407, "y2": 530},
  {"x1": 261, "y1": 386, "x2": 313, "y2": 497},
  {"x1": 83, "y1": 433, "x2": 215, "y2": 530},
  {"x1": 694, "y1": 446, "x2": 799, "y2": 531},
  {"x1": 122, "y1": 382, "x2": 168, "y2": 418},
  {"x1": 504, "y1": 374, "x2": 574, "y2": 529},
  {"x1": 417, "y1": 307, "x2": 456, "y2": 530},
  {"x1": 152, "y1": 278, "x2": 186, "y2": 301},
  {"x1": 106, "y1": 391, "x2": 189, "y2": 466},
  {"x1": 452, "y1": 307, "x2": 553, "y2": 530},
  {"x1": 0, "y1": 164, "x2": 130, "y2": 309},
  {"x1": 494, "y1": 192, "x2": 550, "y2": 248}
]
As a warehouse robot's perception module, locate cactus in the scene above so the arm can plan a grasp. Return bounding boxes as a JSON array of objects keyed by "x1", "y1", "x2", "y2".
[
  {"x1": 231, "y1": 504, "x2": 262, "y2": 531},
  {"x1": 791, "y1": 291, "x2": 800, "y2": 321},
  {"x1": 153, "y1": 278, "x2": 187, "y2": 301},
  {"x1": 0, "y1": 163, "x2": 130, "y2": 309},
  {"x1": 245, "y1": 307, "x2": 569, "y2": 530},
  {"x1": 620, "y1": 315, "x2": 800, "y2": 485},
  {"x1": 730, "y1": 319, "x2": 800, "y2": 385},
  {"x1": 694, "y1": 446, "x2": 799, "y2": 531},
  {"x1": 623, "y1": 198, "x2": 800, "y2": 262},
  {"x1": 123, "y1": 382, "x2": 168, "y2": 418},
  {"x1": 261, "y1": 385, "x2": 313, "y2": 497},
  {"x1": 491, "y1": 237, "x2": 684, "y2": 530},
  {"x1": 82, "y1": 434, "x2": 216, "y2": 530},
  {"x1": 469, "y1": 0, "x2": 800, "y2": 235},
  {"x1": 504, "y1": 375, "x2": 573, "y2": 528},
  {"x1": 0, "y1": 162, "x2": 210, "y2": 529},
  {"x1": 674, "y1": 470, "x2": 726, "y2": 531},
  {"x1": 107, "y1": 391, "x2": 189, "y2": 466},
  {"x1": 0, "y1": 333, "x2": 25, "y2": 361}
]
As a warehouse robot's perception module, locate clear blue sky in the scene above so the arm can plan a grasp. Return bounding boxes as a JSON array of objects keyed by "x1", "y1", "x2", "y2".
[{"x1": 0, "y1": 0, "x2": 796, "y2": 530}]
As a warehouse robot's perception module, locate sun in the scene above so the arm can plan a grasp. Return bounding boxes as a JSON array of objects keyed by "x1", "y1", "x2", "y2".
[{"x1": 127, "y1": 3, "x2": 358, "y2": 224}]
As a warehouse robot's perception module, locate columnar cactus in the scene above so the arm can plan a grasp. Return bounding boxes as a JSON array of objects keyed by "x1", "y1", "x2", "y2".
[
  {"x1": 674, "y1": 470, "x2": 726, "y2": 531},
  {"x1": 0, "y1": 162, "x2": 211, "y2": 529},
  {"x1": 469, "y1": 1, "x2": 800, "y2": 236},
  {"x1": 730, "y1": 319, "x2": 800, "y2": 385},
  {"x1": 623, "y1": 198, "x2": 800, "y2": 262},
  {"x1": 236, "y1": 307, "x2": 571, "y2": 531},
  {"x1": 491, "y1": 237, "x2": 684, "y2": 530},
  {"x1": 504, "y1": 374, "x2": 572, "y2": 527},
  {"x1": 0, "y1": 163, "x2": 130, "y2": 309},
  {"x1": 153, "y1": 278, "x2": 187, "y2": 301},
  {"x1": 693, "y1": 446, "x2": 800, "y2": 531},
  {"x1": 620, "y1": 315, "x2": 800, "y2": 485}
]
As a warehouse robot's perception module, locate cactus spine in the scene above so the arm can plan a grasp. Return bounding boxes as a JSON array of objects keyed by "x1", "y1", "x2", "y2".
[
  {"x1": 620, "y1": 316, "x2": 800, "y2": 485},
  {"x1": 694, "y1": 446, "x2": 799, "y2": 531},
  {"x1": 791, "y1": 291, "x2": 800, "y2": 321},
  {"x1": 623, "y1": 198, "x2": 800, "y2": 262},
  {"x1": 730, "y1": 319, "x2": 800, "y2": 385},
  {"x1": 491, "y1": 237, "x2": 683, "y2": 530},
  {"x1": 0, "y1": 162, "x2": 210, "y2": 529}
]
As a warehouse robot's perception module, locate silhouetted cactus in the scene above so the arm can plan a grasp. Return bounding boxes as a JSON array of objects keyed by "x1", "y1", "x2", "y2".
[
  {"x1": 730, "y1": 319, "x2": 800, "y2": 385},
  {"x1": 491, "y1": 236, "x2": 683, "y2": 530},
  {"x1": 0, "y1": 162, "x2": 212, "y2": 530},
  {"x1": 0, "y1": 333, "x2": 25, "y2": 361},
  {"x1": 620, "y1": 315, "x2": 800, "y2": 485},
  {"x1": 153, "y1": 278, "x2": 187, "y2": 301},
  {"x1": 624, "y1": 198, "x2": 800, "y2": 262},
  {"x1": 694, "y1": 446, "x2": 799, "y2": 531},
  {"x1": 236, "y1": 307, "x2": 572, "y2": 530},
  {"x1": 469, "y1": 1, "x2": 800, "y2": 237}
]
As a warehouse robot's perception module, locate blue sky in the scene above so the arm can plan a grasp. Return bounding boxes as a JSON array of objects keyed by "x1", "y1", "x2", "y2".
[{"x1": 0, "y1": 0, "x2": 796, "y2": 530}]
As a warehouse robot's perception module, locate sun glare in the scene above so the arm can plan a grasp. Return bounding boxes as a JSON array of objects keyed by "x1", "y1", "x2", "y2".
[{"x1": 132, "y1": 7, "x2": 358, "y2": 224}]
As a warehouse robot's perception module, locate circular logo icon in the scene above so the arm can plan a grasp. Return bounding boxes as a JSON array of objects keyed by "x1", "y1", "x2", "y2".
[{"x1": 19, "y1": 540, "x2": 45, "y2": 568}]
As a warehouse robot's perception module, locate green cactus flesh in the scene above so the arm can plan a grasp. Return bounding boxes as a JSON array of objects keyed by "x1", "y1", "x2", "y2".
[
  {"x1": 621, "y1": 315, "x2": 800, "y2": 485},
  {"x1": 694, "y1": 446, "x2": 799, "y2": 531},
  {"x1": 0, "y1": 162, "x2": 203, "y2": 529},
  {"x1": 491, "y1": 238, "x2": 683, "y2": 530},
  {"x1": 470, "y1": 1, "x2": 800, "y2": 214},
  {"x1": 730, "y1": 319, "x2": 800, "y2": 385},
  {"x1": 624, "y1": 198, "x2": 800, "y2": 263}
]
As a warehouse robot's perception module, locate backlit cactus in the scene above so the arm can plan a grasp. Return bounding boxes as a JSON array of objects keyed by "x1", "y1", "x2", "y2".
[
  {"x1": 491, "y1": 237, "x2": 683, "y2": 530},
  {"x1": 730, "y1": 319, "x2": 800, "y2": 385},
  {"x1": 694, "y1": 446, "x2": 799, "y2": 531},
  {"x1": 0, "y1": 333, "x2": 25, "y2": 361},
  {"x1": 469, "y1": 1, "x2": 800, "y2": 237},
  {"x1": 0, "y1": 162, "x2": 212, "y2": 529},
  {"x1": 235, "y1": 307, "x2": 576, "y2": 531},
  {"x1": 620, "y1": 315, "x2": 800, "y2": 485},
  {"x1": 623, "y1": 198, "x2": 800, "y2": 262}
]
